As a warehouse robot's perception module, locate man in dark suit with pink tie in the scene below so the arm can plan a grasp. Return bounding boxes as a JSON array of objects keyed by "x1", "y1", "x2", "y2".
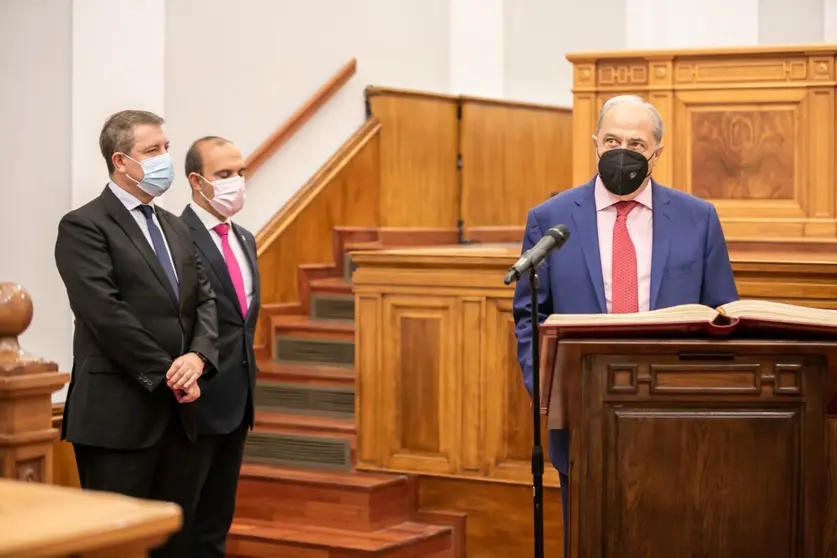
[{"x1": 180, "y1": 136, "x2": 260, "y2": 557}]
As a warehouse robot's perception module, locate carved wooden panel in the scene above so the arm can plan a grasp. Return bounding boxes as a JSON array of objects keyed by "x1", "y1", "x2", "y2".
[
  {"x1": 690, "y1": 109, "x2": 795, "y2": 200},
  {"x1": 570, "y1": 345, "x2": 827, "y2": 558},
  {"x1": 483, "y1": 298, "x2": 558, "y2": 486},
  {"x1": 606, "y1": 408, "x2": 799, "y2": 557},
  {"x1": 16, "y1": 457, "x2": 43, "y2": 482},
  {"x1": 379, "y1": 295, "x2": 458, "y2": 474}
]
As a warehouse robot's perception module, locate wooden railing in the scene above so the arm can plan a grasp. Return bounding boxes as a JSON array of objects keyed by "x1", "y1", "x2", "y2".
[{"x1": 244, "y1": 58, "x2": 357, "y2": 178}]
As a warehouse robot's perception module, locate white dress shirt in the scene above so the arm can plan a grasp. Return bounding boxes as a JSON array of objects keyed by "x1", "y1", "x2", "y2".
[
  {"x1": 108, "y1": 182, "x2": 178, "y2": 280},
  {"x1": 188, "y1": 202, "x2": 255, "y2": 309}
]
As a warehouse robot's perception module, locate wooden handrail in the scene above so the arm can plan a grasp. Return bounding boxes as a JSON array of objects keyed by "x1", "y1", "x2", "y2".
[{"x1": 244, "y1": 58, "x2": 357, "y2": 178}]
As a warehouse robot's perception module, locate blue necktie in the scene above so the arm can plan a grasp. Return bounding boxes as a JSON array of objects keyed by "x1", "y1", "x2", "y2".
[{"x1": 137, "y1": 205, "x2": 179, "y2": 300}]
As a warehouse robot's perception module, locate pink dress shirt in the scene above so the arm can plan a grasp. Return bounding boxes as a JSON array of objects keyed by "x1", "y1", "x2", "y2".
[{"x1": 594, "y1": 176, "x2": 653, "y2": 313}]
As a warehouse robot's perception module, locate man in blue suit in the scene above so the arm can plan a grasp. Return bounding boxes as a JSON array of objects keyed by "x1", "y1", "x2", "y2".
[{"x1": 513, "y1": 95, "x2": 738, "y2": 556}]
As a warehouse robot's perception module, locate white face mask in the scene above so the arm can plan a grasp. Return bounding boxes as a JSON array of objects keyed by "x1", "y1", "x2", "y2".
[{"x1": 199, "y1": 175, "x2": 246, "y2": 218}]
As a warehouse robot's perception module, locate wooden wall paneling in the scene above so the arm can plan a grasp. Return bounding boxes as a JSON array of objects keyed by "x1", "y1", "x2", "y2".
[
  {"x1": 483, "y1": 297, "x2": 558, "y2": 486},
  {"x1": 571, "y1": 60, "x2": 599, "y2": 186},
  {"x1": 366, "y1": 88, "x2": 460, "y2": 230},
  {"x1": 353, "y1": 247, "x2": 563, "y2": 486},
  {"x1": 458, "y1": 98, "x2": 572, "y2": 236},
  {"x1": 354, "y1": 245, "x2": 837, "y2": 482},
  {"x1": 419, "y1": 476, "x2": 564, "y2": 557}
]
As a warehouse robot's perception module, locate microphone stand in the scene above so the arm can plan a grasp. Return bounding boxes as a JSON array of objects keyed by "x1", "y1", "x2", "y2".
[{"x1": 529, "y1": 267, "x2": 545, "y2": 558}]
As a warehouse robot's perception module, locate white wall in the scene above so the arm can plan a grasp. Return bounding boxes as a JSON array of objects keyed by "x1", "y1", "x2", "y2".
[
  {"x1": 0, "y1": 0, "x2": 73, "y2": 400},
  {"x1": 72, "y1": 0, "x2": 166, "y2": 209},
  {"x1": 163, "y1": 0, "x2": 450, "y2": 231},
  {"x1": 504, "y1": 0, "x2": 626, "y2": 107},
  {"x1": 0, "y1": 0, "x2": 834, "y2": 403}
]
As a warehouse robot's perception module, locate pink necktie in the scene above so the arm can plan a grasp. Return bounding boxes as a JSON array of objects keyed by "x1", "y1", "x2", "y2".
[
  {"x1": 213, "y1": 223, "x2": 248, "y2": 317},
  {"x1": 611, "y1": 201, "x2": 639, "y2": 314}
]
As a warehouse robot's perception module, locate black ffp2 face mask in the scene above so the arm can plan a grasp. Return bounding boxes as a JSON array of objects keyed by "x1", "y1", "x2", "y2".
[{"x1": 597, "y1": 148, "x2": 654, "y2": 196}]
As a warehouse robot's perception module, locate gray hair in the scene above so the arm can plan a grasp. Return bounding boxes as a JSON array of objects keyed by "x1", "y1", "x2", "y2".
[
  {"x1": 596, "y1": 95, "x2": 664, "y2": 145},
  {"x1": 99, "y1": 110, "x2": 165, "y2": 174}
]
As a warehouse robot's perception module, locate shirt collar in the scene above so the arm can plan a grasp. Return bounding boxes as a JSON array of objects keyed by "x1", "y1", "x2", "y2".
[
  {"x1": 108, "y1": 181, "x2": 150, "y2": 212},
  {"x1": 594, "y1": 175, "x2": 653, "y2": 211},
  {"x1": 189, "y1": 201, "x2": 229, "y2": 231}
]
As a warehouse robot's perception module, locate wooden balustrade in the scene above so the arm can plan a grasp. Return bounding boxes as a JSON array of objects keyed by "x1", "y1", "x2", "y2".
[{"x1": 0, "y1": 282, "x2": 69, "y2": 482}]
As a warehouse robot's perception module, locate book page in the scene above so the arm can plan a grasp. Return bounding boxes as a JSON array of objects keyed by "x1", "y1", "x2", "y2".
[
  {"x1": 543, "y1": 304, "x2": 719, "y2": 327},
  {"x1": 719, "y1": 299, "x2": 837, "y2": 328}
]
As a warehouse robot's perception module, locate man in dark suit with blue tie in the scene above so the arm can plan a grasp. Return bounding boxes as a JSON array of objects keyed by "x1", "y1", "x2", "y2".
[
  {"x1": 180, "y1": 136, "x2": 260, "y2": 558},
  {"x1": 55, "y1": 109, "x2": 219, "y2": 558},
  {"x1": 512, "y1": 95, "x2": 739, "y2": 556}
]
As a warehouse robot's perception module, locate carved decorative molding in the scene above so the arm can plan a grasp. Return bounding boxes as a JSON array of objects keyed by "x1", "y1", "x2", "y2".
[{"x1": 0, "y1": 282, "x2": 70, "y2": 483}]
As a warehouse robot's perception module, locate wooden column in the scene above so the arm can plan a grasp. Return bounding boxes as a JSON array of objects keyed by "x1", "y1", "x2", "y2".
[{"x1": 0, "y1": 282, "x2": 69, "y2": 482}]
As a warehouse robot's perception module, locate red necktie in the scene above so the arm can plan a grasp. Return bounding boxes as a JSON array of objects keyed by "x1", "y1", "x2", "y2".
[
  {"x1": 213, "y1": 223, "x2": 248, "y2": 317},
  {"x1": 611, "y1": 201, "x2": 639, "y2": 314}
]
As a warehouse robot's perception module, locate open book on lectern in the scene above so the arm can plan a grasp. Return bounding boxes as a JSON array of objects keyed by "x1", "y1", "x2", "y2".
[{"x1": 542, "y1": 299, "x2": 837, "y2": 338}]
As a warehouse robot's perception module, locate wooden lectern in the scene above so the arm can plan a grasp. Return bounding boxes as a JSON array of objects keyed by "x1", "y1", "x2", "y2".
[{"x1": 540, "y1": 325, "x2": 837, "y2": 558}]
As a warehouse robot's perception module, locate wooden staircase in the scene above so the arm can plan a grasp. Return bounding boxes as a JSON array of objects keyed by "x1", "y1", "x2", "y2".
[{"x1": 229, "y1": 228, "x2": 465, "y2": 557}]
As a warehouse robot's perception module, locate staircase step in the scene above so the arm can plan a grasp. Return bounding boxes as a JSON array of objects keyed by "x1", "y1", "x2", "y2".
[
  {"x1": 236, "y1": 464, "x2": 412, "y2": 531},
  {"x1": 309, "y1": 277, "x2": 353, "y2": 294},
  {"x1": 308, "y1": 278, "x2": 353, "y2": 323},
  {"x1": 255, "y1": 411, "x2": 356, "y2": 436},
  {"x1": 273, "y1": 316, "x2": 355, "y2": 368},
  {"x1": 275, "y1": 336, "x2": 355, "y2": 369},
  {"x1": 246, "y1": 413, "x2": 355, "y2": 473},
  {"x1": 310, "y1": 296, "x2": 354, "y2": 323},
  {"x1": 255, "y1": 380, "x2": 354, "y2": 418},
  {"x1": 273, "y1": 315, "x2": 356, "y2": 337},
  {"x1": 311, "y1": 293, "x2": 355, "y2": 322},
  {"x1": 228, "y1": 518, "x2": 453, "y2": 558},
  {"x1": 257, "y1": 362, "x2": 355, "y2": 388}
]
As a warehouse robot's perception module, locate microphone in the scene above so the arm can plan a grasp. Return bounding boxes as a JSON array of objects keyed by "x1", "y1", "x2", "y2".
[{"x1": 503, "y1": 225, "x2": 570, "y2": 285}]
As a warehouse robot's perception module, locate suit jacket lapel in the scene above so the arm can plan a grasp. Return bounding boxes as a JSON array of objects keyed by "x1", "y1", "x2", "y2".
[
  {"x1": 101, "y1": 187, "x2": 179, "y2": 307},
  {"x1": 571, "y1": 183, "x2": 606, "y2": 313},
  {"x1": 232, "y1": 222, "x2": 259, "y2": 320},
  {"x1": 181, "y1": 206, "x2": 244, "y2": 321},
  {"x1": 650, "y1": 181, "x2": 672, "y2": 310}
]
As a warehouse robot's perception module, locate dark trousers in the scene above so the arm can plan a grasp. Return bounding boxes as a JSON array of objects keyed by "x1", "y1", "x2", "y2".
[
  {"x1": 190, "y1": 420, "x2": 249, "y2": 558},
  {"x1": 73, "y1": 416, "x2": 202, "y2": 558},
  {"x1": 560, "y1": 471, "x2": 569, "y2": 558}
]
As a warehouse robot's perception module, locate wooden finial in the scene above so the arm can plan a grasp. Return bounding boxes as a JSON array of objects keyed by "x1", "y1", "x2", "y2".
[{"x1": 0, "y1": 282, "x2": 40, "y2": 369}]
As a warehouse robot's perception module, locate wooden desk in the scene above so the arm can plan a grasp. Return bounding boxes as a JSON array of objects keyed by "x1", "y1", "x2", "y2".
[
  {"x1": 0, "y1": 479, "x2": 181, "y2": 558},
  {"x1": 354, "y1": 244, "x2": 837, "y2": 484}
]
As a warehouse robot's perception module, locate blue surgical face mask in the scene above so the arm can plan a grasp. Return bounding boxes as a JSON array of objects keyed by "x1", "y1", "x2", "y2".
[{"x1": 122, "y1": 152, "x2": 175, "y2": 197}]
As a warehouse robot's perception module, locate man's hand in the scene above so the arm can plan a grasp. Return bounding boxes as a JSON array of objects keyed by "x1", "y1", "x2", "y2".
[
  {"x1": 166, "y1": 352, "x2": 205, "y2": 390},
  {"x1": 174, "y1": 382, "x2": 200, "y2": 404}
]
